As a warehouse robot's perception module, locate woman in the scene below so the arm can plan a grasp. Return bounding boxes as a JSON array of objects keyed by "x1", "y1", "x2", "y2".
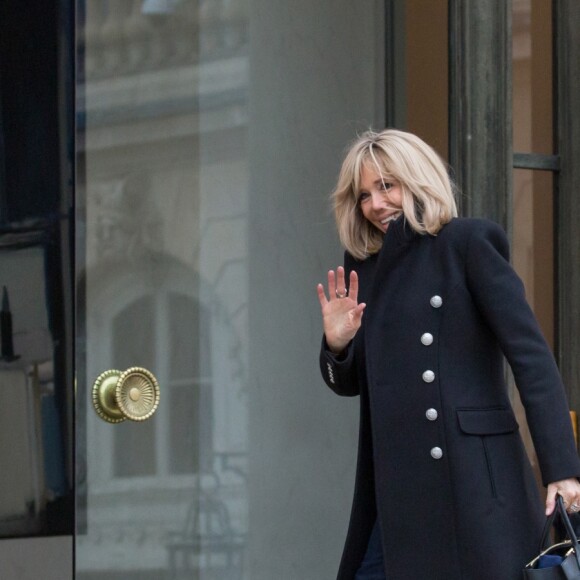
[{"x1": 317, "y1": 129, "x2": 580, "y2": 580}]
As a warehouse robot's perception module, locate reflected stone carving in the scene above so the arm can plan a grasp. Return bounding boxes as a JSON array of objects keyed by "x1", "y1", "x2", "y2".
[
  {"x1": 82, "y1": 0, "x2": 248, "y2": 80},
  {"x1": 92, "y1": 173, "x2": 163, "y2": 262}
]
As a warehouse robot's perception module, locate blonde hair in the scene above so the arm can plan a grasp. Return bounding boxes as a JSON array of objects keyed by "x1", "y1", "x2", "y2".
[{"x1": 332, "y1": 129, "x2": 458, "y2": 259}]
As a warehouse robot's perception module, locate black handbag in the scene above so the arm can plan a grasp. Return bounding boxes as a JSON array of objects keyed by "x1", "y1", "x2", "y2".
[{"x1": 523, "y1": 496, "x2": 580, "y2": 579}]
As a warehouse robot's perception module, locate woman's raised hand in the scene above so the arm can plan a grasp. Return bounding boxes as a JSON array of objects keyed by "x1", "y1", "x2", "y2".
[{"x1": 317, "y1": 266, "x2": 366, "y2": 354}]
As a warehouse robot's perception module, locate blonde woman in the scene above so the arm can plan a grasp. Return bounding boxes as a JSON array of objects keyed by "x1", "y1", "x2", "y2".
[{"x1": 317, "y1": 129, "x2": 580, "y2": 580}]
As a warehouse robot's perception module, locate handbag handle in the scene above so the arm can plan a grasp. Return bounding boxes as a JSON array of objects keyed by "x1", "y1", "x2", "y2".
[{"x1": 538, "y1": 495, "x2": 580, "y2": 570}]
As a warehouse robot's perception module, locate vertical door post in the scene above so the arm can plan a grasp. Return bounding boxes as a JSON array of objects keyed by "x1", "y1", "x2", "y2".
[
  {"x1": 556, "y1": 0, "x2": 580, "y2": 403},
  {"x1": 448, "y1": 0, "x2": 512, "y2": 234}
]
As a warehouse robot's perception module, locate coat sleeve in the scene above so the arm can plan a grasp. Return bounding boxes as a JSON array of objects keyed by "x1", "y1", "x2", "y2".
[
  {"x1": 464, "y1": 220, "x2": 580, "y2": 486},
  {"x1": 319, "y1": 336, "x2": 359, "y2": 396}
]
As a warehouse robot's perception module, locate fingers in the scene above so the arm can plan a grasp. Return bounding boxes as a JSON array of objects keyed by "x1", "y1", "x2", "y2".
[
  {"x1": 349, "y1": 270, "x2": 359, "y2": 303},
  {"x1": 352, "y1": 302, "x2": 366, "y2": 324},
  {"x1": 326, "y1": 267, "x2": 348, "y2": 300},
  {"x1": 327, "y1": 269, "x2": 337, "y2": 300},
  {"x1": 546, "y1": 479, "x2": 580, "y2": 515},
  {"x1": 319, "y1": 267, "x2": 359, "y2": 303},
  {"x1": 316, "y1": 283, "x2": 328, "y2": 308},
  {"x1": 545, "y1": 485, "x2": 557, "y2": 516},
  {"x1": 565, "y1": 492, "x2": 580, "y2": 514},
  {"x1": 335, "y1": 267, "x2": 347, "y2": 298}
]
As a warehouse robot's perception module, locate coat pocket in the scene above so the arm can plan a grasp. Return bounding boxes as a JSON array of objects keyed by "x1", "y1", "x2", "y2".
[
  {"x1": 457, "y1": 407, "x2": 519, "y2": 498},
  {"x1": 456, "y1": 407, "x2": 519, "y2": 435}
]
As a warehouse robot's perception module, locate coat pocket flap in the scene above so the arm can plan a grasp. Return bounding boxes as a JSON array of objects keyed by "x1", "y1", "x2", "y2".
[{"x1": 457, "y1": 408, "x2": 519, "y2": 435}]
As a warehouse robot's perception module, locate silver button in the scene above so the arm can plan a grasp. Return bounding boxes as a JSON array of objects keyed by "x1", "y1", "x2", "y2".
[
  {"x1": 430, "y1": 295, "x2": 443, "y2": 308},
  {"x1": 426, "y1": 408, "x2": 438, "y2": 421},
  {"x1": 421, "y1": 333, "x2": 434, "y2": 346},
  {"x1": 422, "y1": 370, "x2": 435, "y2": 383},
  {"x1": 430, "y1": 447, "x2": 443, "y2": 460}
]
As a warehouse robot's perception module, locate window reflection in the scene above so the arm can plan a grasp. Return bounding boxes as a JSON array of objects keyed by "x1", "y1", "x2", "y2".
[
  {"x1": 512, "y1": 0, "x2": 553, "y2": 155},
  {"x1": 512, "y1": 0, "x2": 555, "y2": 347},
  {"x1": 77, "y1": 0, "x2": 384, "y2": 578},
  {"x1": 0, "y1": 240, "x2": 72, "y2": 537},
  {"x1": 389, "y1": 0, "x2": 448, "y2": 159},
  {"x1": 511, "y1": 0, "x2": 556, "y2": 494}
]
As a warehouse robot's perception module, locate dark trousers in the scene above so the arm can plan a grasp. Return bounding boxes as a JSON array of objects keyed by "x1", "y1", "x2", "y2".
[{"x1": 355, "y1": 519, "x2": 386, "y2": 579}]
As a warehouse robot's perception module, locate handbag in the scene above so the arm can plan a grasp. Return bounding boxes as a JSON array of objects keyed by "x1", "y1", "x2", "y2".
[{"x1": 523, "y1": 496, "x2": 580, "y2": 579}]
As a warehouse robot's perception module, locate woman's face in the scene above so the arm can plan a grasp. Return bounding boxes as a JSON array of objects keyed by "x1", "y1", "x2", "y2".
[{"x1": 357, "y1": 163, "x2": 403, "y2": 233}]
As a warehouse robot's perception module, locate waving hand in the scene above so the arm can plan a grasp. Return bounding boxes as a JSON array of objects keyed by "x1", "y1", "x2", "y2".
[{"x1": 317, "y1": 266, "x2": 366, "y2": 354}]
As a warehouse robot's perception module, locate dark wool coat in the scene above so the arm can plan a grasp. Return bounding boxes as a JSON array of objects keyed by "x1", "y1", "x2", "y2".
[{"x1": 320, "y1": 217, "x2": 580, "y2": 580}]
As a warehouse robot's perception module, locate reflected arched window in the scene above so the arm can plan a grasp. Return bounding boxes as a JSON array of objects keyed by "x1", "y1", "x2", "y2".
[{"x1": 112, "y1": 292, "x2": 213, "y2": 477}]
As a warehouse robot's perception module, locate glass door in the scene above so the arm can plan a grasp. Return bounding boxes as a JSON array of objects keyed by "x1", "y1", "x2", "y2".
[{"x1": 75, "y1": 1, "x2": 385, "y2": 578}]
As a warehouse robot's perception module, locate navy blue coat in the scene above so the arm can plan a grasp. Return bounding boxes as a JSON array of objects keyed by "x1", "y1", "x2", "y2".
[{"x1": 320, "y1": 217, "x2": 580, "y2": 580}]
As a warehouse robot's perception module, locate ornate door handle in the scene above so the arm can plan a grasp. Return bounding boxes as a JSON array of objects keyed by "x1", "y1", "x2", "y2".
[{"x1": 92, "y1": 367, "x2": 160, "y2": 423}]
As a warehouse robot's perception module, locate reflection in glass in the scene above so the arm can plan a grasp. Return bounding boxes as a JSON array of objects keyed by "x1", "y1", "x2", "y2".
[
  {"x1": 511, "y1": 0, "x2": 556, "y2": 510},
  {"x1": 76, "y1": 0, "x2": 384, "y2": 578},
  {"x1": 0, "y1": 241, "x2": 72, "y2": 537},
  {"x1": 511, "y1": 167, "x2": 555, "y2": 493},
  {"x1": 390, "y1": 0, "x2": 448, "y2": 159},
  {"x1": 512, "y1": 169, "x2": 554, "y2": 348},
  {"x1": 512, "y1": 0, "x2": 553, "y2": 155}
]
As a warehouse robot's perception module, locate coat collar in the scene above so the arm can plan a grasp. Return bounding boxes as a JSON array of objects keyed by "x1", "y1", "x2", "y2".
[
  {"x1": 390, "y1": 214, "x2": 419, "y2": 245},
  {"x1": 372, "y1": 215, "x2": 419, "y2": 266},
  {"x1": 368, "y1": 214, "x2": 418, "y2": 292}
]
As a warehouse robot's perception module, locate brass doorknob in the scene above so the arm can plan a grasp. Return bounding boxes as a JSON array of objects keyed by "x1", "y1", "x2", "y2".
[{"x1": 92, "y1": 367, "x2": 160, "y2": 423}]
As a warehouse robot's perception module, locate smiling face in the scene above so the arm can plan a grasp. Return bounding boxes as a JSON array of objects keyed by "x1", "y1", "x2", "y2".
[{"x1": 357, "y1": 162, "x2": 404, "y2": 233}]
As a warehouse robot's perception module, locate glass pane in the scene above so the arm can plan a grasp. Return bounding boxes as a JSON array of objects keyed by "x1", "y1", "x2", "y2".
[
  {"x1": 169, "y1": 293, "x2": 202, "y2": 380},
  {"x1": 0, "y1": 245, "x2": 72, "y2": 537},
  {"x1": 0, "y1": 0, "x2": 74, "y2": 548},
  {"x1": 511, "y1": 167, "x2": 555, "y2": 486},
  {"x1": 75, "y1": 1, "x2": 385, "y2": 579},
  {"x1": 512, "y1": 169, "x2": 555, "y2": 348},
  {"x1": 113, "y1": 296, "x2": 155, "y2": 371},
  {"x1": 114, "y1": 418, "x2": 157, "y2": 477},
  {"x1": 513, "y1": 0, "x2": 553, "y2": 154},
  {"x1": 169, "y1": 384, "x2": 202, "y2": 475},
  {"x1": 390, "y1": 0, "x2": 448, "y2": 159}
]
